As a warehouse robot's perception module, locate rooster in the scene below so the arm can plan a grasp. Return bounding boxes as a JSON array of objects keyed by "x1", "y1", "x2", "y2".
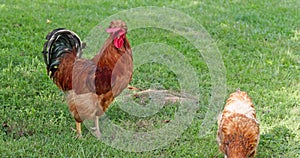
[
  {"x1": 217, "y1": 90, "x2": 260, "y2": 158},
  {"x1": 42, "y1": 20, "x2": 133, "y2": 138}
]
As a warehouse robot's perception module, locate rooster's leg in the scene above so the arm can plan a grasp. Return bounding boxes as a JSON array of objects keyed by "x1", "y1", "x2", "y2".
[
  {"x1": 94, "y1": 116, "x2": 101, "y2": 138},
  {"x1": 75, "y1": 121, "x2": 82, "y2": 138}
]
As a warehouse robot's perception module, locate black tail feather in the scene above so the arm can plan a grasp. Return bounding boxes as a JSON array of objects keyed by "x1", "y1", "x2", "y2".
[{"x1": 42, "y1": 28, "x2": 82, "y2": 77}]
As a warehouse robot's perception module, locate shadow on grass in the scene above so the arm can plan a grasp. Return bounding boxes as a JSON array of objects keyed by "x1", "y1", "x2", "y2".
[
  {"x1": 1, "y1": 121, "x2": 35, "y2": 140},
  {"x1": 257, "y1": 125, "x2": 299, "y2": 157}
]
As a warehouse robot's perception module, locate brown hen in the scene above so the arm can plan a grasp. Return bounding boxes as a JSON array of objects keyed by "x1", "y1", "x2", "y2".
[
  {"x1": 217, "y1": 90, "x2": 260, "y2": 158},
  {"x1": 42, "y1": 20, "x2": 133, "y2": 138}
]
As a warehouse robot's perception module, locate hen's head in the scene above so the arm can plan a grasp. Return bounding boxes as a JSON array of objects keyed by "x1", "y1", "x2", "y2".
[{"x1": 106, "y1": 20, "x2": 128, "y2": 49}]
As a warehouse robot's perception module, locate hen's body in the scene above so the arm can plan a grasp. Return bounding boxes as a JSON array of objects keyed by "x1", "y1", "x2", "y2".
[
  {"x1": 217, "y1": 90, "x2": 260, "y2": 158},
  {"x1": 42, "y1": 20, "x2": 133, "y2": 137}
]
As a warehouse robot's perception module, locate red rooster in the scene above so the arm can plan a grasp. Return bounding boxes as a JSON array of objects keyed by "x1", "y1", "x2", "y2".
[
  {"x1": 217, "y1": 90, "x2": 260, "y2": 158},
  {"x1": 42, "y1": 20, "x2": 133, "y2": 138}
]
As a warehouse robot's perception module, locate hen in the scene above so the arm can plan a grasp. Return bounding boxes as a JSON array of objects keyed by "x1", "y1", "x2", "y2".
[
  {"x1": 42, "y1": 20, "x2": 133, "y2": 138},
  {"x1": 217, "y1": 90, "x2": 260, "y2": 158}
]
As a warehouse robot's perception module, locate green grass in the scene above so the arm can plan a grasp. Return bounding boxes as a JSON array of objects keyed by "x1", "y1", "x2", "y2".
[{"x1": 1, "y1": 0, "x2": 299, "y2": 157}]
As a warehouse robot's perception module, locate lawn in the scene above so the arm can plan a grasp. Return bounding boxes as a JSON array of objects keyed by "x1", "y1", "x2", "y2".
[{"x1": 0, "y1": 0, "x2": 299, "y2": 157}]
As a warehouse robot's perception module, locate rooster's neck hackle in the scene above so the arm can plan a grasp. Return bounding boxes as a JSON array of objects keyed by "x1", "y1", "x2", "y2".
[{"x1": 92, "y1": 20, "x2": 132, "y2": 66}]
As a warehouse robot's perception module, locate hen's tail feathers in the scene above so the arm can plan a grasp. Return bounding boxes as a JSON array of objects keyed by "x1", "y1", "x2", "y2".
[{"x1": 42, "y1": 28, "x2": 82, "y2": 78}]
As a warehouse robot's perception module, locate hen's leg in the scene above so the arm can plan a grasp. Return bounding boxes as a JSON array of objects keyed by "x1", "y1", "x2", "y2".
[
  {"x1": 75, "y1": 121, "x2": 82, "y2": 138},
  {"x1": 94, "y1": 116, "x2": 101, "y2": 138}
]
